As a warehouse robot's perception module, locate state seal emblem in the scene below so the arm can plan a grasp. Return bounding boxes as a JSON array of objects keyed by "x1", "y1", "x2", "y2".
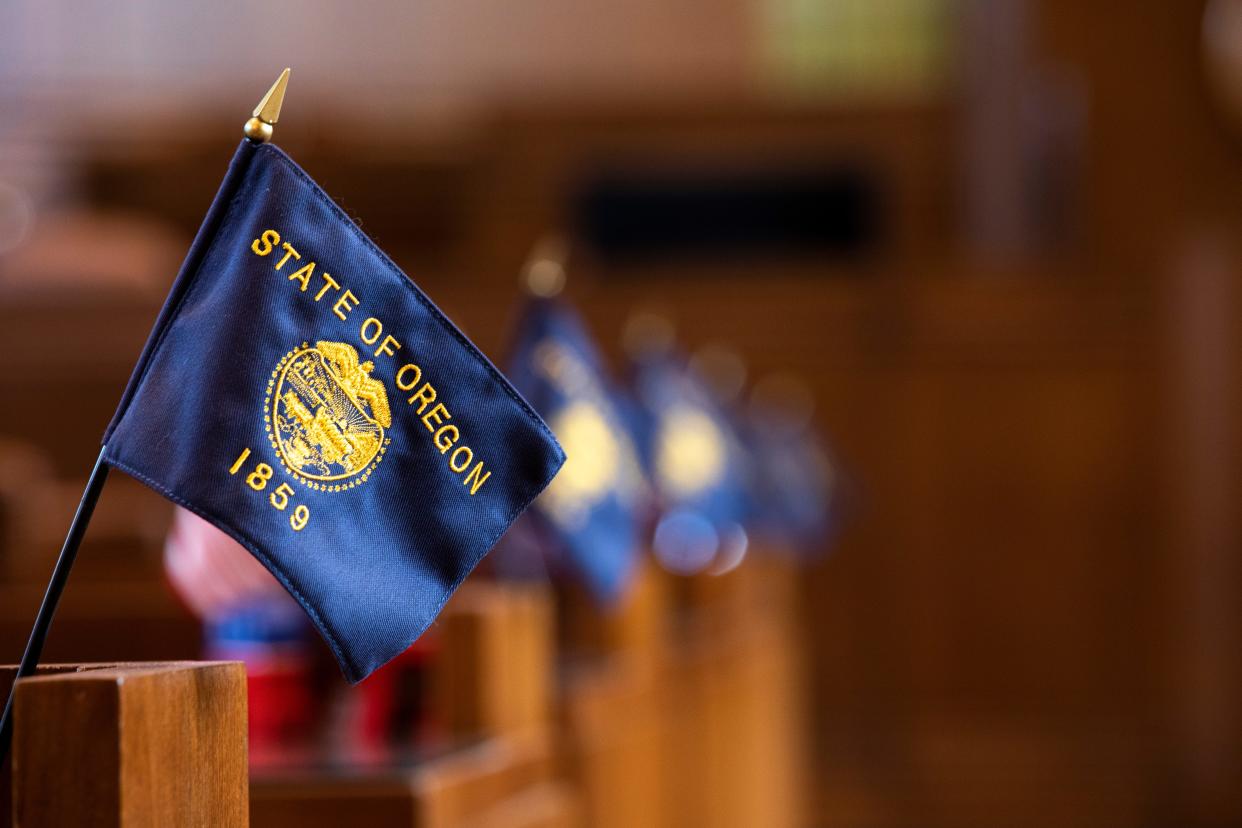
[
  {"x1": 540, "y1": 400, "x2": 621, "y2": 529},
  {"x1": 266, "y1": 341, "x2": 392, "y2": 491}
]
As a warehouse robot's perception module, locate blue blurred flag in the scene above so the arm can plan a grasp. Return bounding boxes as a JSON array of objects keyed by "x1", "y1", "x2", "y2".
[
  {"x1": 630, "y1": 349, "x2": 750, "y2": 574},
  {"x1": 103, "y1": 141, "x2": 565, "y2": 682},
  {"x1": 743, "y1": 401, "x2": 839, "y2": 555},
  {"x1": 505, "y1": 296, "x2": 645, "y2": 602}
]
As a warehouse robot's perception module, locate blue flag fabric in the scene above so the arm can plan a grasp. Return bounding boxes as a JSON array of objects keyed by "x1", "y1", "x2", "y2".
[
  {"x1": 504, "y1": 297, "x2": 645, "y2": 603},
  {"x1": 742, "y1": 407, "x2": 838, "y2": 555},
  {"x1": 103, "y1": 141, "x2": 565, "y2": 682},
  {"x1": 630, "y1": 351, "x2": 750, "y2": 574}
]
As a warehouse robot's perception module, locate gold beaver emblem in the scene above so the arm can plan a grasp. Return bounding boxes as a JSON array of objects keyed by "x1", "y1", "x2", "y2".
[{"x1": 266, "y1": 341, "x2": 392, "y2": 489}]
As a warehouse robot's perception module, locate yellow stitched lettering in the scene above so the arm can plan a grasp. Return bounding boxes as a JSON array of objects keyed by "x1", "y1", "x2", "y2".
[
  {"x1": 421, "y1": 403, "x2": 450, "y2": 432},
  {"x1": 463, "y1": 462, "x2": 491, "y2": 495},
  {"x1": 247, "y1": 463, "x2": 274, "y2": 491},
  {"x1": 408, "y1": 382, "x2": 436, "y2": 414},
  {"x1": 275, "y1": 242, "x2": 301, "y2": 270},
  {"x1": 288, "y1": 261, "x2": 314, "y2": 291},
  {"x1": 252, "y1": 235, "x2": 501, "y2": 497},
  {"x1": 314, "y1": 272, "x2": 340, "y2": 301},
  {"x1": 333, "y1": 289, "x2": 359, "y2": 321},
  {"x1": 374, "y1": 334, "x2": 401, "y2": 358},
  {"x1": 449, "y1": 445, "x2": 473, "y2": 473},
  {"x1": 395, "y1": 363, "x2": 422, "y2": 390},
  {"x1": 360, "y1": 317, "x2": 383, "y2": 345},
  {"x1": 229, "y1": 447, "x2": 252, "y2": 474},
  {"x1": 251, "y1": 229, "x2": 280, "y2": 256},
  {"x1": 434, "y1": 424, "x2": 459, "y2": 453}
]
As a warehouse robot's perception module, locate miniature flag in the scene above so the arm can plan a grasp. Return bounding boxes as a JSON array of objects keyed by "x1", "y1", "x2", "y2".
[
  {"x1": 743, "y1": 392, "x2": 842, "y2": 556},
  {"x1": 103, "y1": 141, "x2": 565, "y2": 682},
  {"x1": 164, "y1": 506, "x2": 295, "y2": 620},
  {"x1": 505, "y1": 296, "x2": 646, "y2": 602},
  {"x1": 630, "y1": 350, "x2": 750, "y2": 574}
]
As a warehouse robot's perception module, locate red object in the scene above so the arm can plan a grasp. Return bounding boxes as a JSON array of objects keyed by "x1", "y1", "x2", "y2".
[{"x1": 348, "y1": 632, "x2": 442, "y2": 749}]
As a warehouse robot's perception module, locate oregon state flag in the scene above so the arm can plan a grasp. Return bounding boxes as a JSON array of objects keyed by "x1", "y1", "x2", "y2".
[
  {"x1": 505, "y1": 296, "x2": 646, "y2": 603},
  {"x1": 630, "y1": 349, "x2": 750, "y2": 574},
  {"x1": 103, "y1": 140, "x2": 565, "y2": 682}
]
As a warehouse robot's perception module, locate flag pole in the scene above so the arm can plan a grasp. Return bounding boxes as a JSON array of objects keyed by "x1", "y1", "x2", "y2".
[
  {"x1": 0, "y1": 68, "x2": 291, "y2": 765},
  {"x1": 0, "y1": 448, "x2": 110, "y2": 759}
]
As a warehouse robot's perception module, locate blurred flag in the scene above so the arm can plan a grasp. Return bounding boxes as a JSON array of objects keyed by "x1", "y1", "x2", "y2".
[
  {"x1": 103, "y1": 140, "x2": 565, "y2": 682},
  {"x1": 745, "y1": 375, "x2": 841, "y2": 555},
  {"x1": 627, "y1": 326, "x2": 750, "y2": 574},
  {"x1": 205, "y1": 598, "x2": 315, "y2": 752},
  {"x1": 686, "y1": 344, "x2": 761, "y2": 576},
  {"x1": 505, "y1": 294, "x2": 646, "y2": 603},
  {"x1": 164, "y1": 507, "x2": 294, "y2": 618}
]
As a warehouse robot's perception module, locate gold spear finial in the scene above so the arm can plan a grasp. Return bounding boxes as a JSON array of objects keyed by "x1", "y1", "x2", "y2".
[{"x1": 243, "y1": 68, "x2": 291, "y2": 143}]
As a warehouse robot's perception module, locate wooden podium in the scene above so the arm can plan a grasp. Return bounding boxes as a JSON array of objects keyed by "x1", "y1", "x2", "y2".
[{"x1": 2, "y1": 661, "x2": 248, "y2": 828}]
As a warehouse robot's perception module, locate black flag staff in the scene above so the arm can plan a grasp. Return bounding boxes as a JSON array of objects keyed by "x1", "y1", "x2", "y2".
[{"x1": 0, "y1": 68, "x2": 292, "y2": 764}]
